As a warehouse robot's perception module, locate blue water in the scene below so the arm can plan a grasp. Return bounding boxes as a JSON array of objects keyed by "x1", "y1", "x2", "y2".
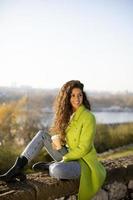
[
  {"x1": 42, "y1": 111, "x2": 133, "y2": 126},
  {"x1": 94, "y1": 111, "x2": 133, "y2": 124}
]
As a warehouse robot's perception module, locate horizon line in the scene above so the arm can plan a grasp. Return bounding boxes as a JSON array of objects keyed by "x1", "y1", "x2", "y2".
[{"x1": 0, "y1": 84, "x2": 132, "y2": 94}]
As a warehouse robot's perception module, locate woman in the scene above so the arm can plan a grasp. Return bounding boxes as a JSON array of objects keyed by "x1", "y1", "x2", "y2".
[{"x1": 0, "y1": 80, "x2": 106, "y2": 200}]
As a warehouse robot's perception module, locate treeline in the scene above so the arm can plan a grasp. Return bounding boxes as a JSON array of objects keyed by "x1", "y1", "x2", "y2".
[
  {"x1": 90, "y1": 92, "x2": 133, "y2": 109},
  {"x1": 0, "y1": 96, "x2": 52, "y2": 146},
  {"x1": 0, "y1": 87, "x2": 133, "y2": 109}
]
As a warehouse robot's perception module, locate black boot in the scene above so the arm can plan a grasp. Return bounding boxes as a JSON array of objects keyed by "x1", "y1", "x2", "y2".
[
  {"x1": 0, "y1": 156, "x2": 28, "y2": 182},
  {"x1": 32, "y1": 161, "x2": 54, "y2": 171}
]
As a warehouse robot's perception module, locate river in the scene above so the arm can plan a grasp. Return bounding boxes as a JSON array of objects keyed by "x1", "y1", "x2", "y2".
[
  {"x1": 94, "y1": 111, "x2": 133, "y2": 124},
  {"x1": 42, "y1": 111, "x2": 133, "y2": 127}
]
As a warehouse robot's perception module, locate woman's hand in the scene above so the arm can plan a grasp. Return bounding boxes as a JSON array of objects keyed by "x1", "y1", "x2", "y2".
[{"x1": 51, "y1": 142, "x2": 61, "y2": 150}]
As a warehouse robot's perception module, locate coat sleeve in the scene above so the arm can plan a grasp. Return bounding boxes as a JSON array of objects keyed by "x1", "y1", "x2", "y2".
[{"x1": 63, "y1": 113, "x2": 96, "y2": 162}]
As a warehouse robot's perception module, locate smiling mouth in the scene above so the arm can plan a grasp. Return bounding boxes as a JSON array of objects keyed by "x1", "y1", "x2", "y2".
[{"x1": 74, "y1": 102, "x2": 80, "y2": 105}]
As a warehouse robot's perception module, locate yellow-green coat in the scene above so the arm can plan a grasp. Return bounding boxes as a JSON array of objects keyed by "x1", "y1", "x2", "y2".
[{"x1": 63, "y1": 105, "x2": 106, "y2": 200}]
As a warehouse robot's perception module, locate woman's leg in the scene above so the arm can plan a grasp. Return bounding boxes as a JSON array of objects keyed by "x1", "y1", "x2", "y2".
[
  {"x1": 0, "y1": 130, "x2": 46, "y2": 182},
  {"x1": 20, "y1": 130, "x2": 45, "y2": 162},
  {"x1": 21, "y1": 130, "x2": 68, "y2": 162},
  {"x1": 41, "y1": 131, "x2": 68, "y2": 162},
  {"x1": 0, "y1": 130, "x2": 67, "y2": 182},
  {"x1": 49, "y1": 161, "x2": 81, "y2": 180}
]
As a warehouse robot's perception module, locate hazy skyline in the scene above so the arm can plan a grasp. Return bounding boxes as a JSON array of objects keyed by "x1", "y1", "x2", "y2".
[{"x1": 0, "y1": 0, "x2": 133, "y2": 92}]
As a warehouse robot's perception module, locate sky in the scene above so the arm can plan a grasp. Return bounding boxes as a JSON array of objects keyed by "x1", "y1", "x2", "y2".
[{"x1": 0, "y1": 0, "x2": 133, "y2": 92}]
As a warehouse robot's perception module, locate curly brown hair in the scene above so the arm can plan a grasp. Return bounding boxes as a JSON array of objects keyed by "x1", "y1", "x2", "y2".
[{"x1": 49, "y1": 80, "x2": 91, "y2": 144}]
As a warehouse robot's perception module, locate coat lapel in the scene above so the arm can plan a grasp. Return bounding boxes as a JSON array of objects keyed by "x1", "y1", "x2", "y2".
[
  {"x1": 72, "y1": 104, "x2": 86, "y2": 121},
  {"x1": 66, "y1": 105, "x2": 86, "y2": 132}
]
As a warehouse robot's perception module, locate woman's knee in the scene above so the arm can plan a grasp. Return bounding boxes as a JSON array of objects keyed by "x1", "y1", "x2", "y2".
[
  {"x1": 49, "y1": 162, "x2": 80, "y2": 180},
  {"x1": 36, "y1": 130, "x2": 44, "y2": 138},
  {"x1": 49, "y1": 163, "x2": 63, "y2": 179},
  {"x1": 35, "y1": 130, "x2": 49, "y2": 140}
]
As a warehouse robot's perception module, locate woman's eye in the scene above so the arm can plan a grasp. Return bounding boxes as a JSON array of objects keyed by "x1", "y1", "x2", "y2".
[
  {"x1": 71, "y1": 94, "x2": 82, "y2": 98},
  {"x1": 78, "y1": 94, "x2": 83, "y2": 97}
]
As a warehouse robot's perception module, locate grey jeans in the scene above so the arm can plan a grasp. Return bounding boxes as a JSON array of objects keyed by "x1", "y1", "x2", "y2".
[{"x1": 21, "y1": 130, "x2": 81, "y2": 179}]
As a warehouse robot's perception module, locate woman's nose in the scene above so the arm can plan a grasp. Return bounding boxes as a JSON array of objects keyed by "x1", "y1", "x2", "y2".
[{"x1": 75, "y1": 96, "x2": 80, "y2": 100}]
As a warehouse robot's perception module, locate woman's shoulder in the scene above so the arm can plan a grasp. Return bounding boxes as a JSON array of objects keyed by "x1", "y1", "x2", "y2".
[{"x1": 82, "y1": 108, "x2": 96, "y2": 121}]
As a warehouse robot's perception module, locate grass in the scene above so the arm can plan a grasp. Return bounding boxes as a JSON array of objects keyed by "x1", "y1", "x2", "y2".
[
  {"x1": 98, "y1": 144, "x2": 133, "y2": 161},
  {"x1": 0, "y1": 144, "x2": 52, "y2": 173},
  {"x1": 0, "y1": 145, "x2": 18, "y2": 173},
  {"x1": 95, "y1": 122, "x2": 133, "y2": 153}
]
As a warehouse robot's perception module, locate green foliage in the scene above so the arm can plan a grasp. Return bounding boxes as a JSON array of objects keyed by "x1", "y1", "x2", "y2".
[
  {"x1": 0, "y1": 96, "x2": 52, "y2": 173},
  {"x1": 0, "y1": 96, "x2": 46, "y2": 146},
  {"x1": 0, "y1": 97, "x2": 28, "y2": 144},
  {"x1": 0, "y1": 144, "x2": 20, "y2": 173},
  {"x1": 95, "y1": 123, "x2": 133, "y2": 153},
  {"x1": 0, "y1": 144, "x2": 52, "y2": 174}
]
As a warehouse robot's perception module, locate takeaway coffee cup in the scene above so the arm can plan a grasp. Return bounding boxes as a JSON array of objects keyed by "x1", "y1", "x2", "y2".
[{"x1": 51, "y1": 134, "x2": 62, "y2": 150}]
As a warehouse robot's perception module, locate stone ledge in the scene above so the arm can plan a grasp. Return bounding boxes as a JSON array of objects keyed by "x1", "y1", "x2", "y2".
[
  {"x1": 0, "y1": 172, "x2": 79, "y2": 200},
  {"x1": 0, "y1": 155, "x2": 133, "y2": 200}
]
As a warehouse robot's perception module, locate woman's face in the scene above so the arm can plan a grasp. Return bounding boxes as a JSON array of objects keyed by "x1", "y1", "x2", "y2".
[{"x1": 70, "y1": 88, "x2": 83, "y2": 111}]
